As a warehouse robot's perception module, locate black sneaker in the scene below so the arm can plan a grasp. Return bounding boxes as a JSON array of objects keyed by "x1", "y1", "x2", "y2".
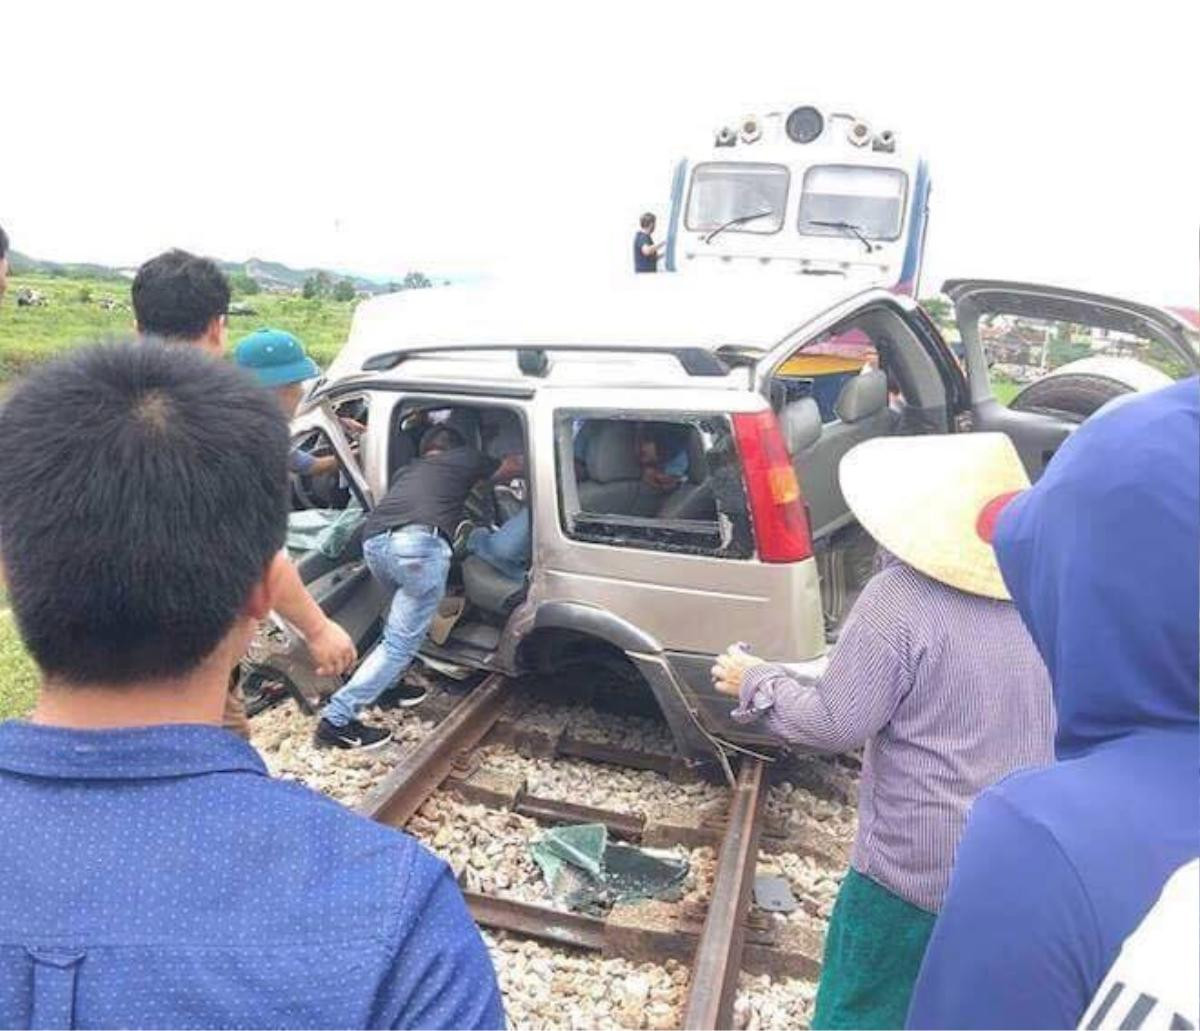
[
  {"x1": 312, "y1": 718, "x2": 392, "y2": 751},
  {"x1": 377, "y1": 681, "x2": 429, "y2": 709}
]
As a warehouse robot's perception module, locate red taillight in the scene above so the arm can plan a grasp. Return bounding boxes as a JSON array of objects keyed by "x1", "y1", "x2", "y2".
[{"x1": 733, "y1": 410, "x2": 813, "y2": 563}]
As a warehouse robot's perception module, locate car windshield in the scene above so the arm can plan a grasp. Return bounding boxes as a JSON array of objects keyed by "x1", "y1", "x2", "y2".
[
  {"x1": 685, "y1": 162, "x2": 789, "y2": 234},
  {"x1": 797, "y1": 165, "x2": 907, "y2": 241}
]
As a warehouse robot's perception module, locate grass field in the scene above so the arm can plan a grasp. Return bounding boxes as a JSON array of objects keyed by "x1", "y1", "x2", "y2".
[
  {"x1": 0, "y1": 603, "x2": 38, "y2": 720},
  {"x1": 0, "y1": 273, "x2": 356, "y2": 381}
]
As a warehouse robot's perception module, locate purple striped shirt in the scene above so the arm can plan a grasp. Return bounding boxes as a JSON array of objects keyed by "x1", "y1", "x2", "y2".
[{"x1": 740, "y1": 559, "x2": 1055, "y2": 912}]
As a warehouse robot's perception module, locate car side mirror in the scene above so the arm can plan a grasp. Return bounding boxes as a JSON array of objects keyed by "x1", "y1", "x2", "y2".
[{"x1": 779, "y1": 399, "x2": 822, "y2": 455}]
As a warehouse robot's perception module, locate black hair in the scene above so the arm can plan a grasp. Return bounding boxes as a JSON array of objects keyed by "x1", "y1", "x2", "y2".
[
  {"x1": 131, "y1": 249, "x2": 231, "y2": 340},
  {"x1": 420, "y1": 426, "x2": 463, "y2": 456},
  {"x1": 0, "y1": 342, "x2": 289, "y2": 685},
  {"x1": 640, "y1": 212, "x2": 656, "y2": 231},
  {"x1": 0, "y1": 223, "x2": 8, "y2": 260}
]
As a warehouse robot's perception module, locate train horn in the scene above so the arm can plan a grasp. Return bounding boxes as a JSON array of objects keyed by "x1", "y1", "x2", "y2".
[{"x1": 715, "y1": 125, "x2": 737, "y2": 147}]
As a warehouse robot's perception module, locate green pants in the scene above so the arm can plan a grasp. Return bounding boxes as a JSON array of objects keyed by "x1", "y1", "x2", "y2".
[{"x1": 812, "y1": 868, "x2": 937, "y2": 1030}]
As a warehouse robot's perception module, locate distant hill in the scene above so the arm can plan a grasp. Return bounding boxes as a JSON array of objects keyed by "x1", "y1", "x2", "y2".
[{"x1": 7, "y1": 251, "x2": 402, "y2": 295}]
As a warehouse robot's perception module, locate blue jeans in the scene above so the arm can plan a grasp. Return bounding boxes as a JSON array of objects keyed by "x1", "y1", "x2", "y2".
[
  {"x1": 321, "y1": 526, "x2": 451, "y2": 727},
  {"x1": 466, "y1": 508, "x2": 530, "y2": 580}
]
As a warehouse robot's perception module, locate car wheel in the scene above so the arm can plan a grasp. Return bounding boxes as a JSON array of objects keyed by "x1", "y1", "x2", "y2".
[{"x1": 1009, "y1": 374, "x2": 1132, "y2": 422}]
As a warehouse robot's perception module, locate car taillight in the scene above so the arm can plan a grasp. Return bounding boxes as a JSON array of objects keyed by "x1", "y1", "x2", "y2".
[{"x1": 732, "y1": 410, "x2": 813, "y2": 563}]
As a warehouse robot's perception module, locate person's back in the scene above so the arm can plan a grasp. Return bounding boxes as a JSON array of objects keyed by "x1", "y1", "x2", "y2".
[
  {"x1": 0, "y1": 724, "x2": 499, "y2": 1029},
  {"x1": 841, "y1": 557, "x2": 1055, "y2": 912},
  {"x1": 908, "y1": 378, "x2": 1200, "y2": 1030},
  {"x1": 0, "y1": 343, "x2": 502, "y2": 1029}
]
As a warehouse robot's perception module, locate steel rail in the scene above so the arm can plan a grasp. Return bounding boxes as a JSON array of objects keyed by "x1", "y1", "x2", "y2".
[
  {"x1": 681, "y1": 757, "x2": 768, "y2": 1030},
  {"x1": 356, "y1": 673, "x2": 512, "y2": 826},
  {"x1": 463, "y1": 891, "x2": 608, "y2": 952}
]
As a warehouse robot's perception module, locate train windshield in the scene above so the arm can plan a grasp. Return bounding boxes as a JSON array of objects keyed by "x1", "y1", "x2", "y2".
[
  {"x1": 685, "y1": 162, "x2": 789, "y2": 234},
  {"x1": 797, "y1": 165, "x2": 908, "y2": 241}
]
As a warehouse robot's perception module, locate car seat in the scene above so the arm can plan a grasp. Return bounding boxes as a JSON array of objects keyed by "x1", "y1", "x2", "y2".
[
  {"x1": 791, "y1": 369, "x2": 893, "y2": 539},
  {"x1": 576, "y1": 421, "x2": 649, "y2": 515},
  {"x1": 461, "y1": 555, "x2": 526, "y2": 618}
]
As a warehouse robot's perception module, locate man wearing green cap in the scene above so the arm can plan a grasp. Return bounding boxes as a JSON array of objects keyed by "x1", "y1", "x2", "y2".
[{"x1": 236, "y1": 328, "x2": 344, "y2": 477}]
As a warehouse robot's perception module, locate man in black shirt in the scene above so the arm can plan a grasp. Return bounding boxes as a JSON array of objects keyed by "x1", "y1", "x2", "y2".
[
  {"x1": 315, "y1": 426, "x2": 522, "y2": 750},
  {"x1": 634, "y1": 212, "x2": 665, "y2": 273}
]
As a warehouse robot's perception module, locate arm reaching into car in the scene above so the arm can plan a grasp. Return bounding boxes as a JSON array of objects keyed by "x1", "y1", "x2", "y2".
[
  {"x1": 272, "y1": 558, "x2": 357, "y2": 675},
  {"x1": 712, "y1": 572, "x2": 908, "y2": 753}
]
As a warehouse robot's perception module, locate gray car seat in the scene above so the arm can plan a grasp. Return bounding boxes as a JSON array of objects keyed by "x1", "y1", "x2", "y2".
[
  {"x1": 461, "y1": 556, "x2": 526, "y2": 617},
  {"x1": 792, "y1": 369, "x2": 893, "y2": 540},
  {"x1": 577, "y1": 421, "x2": 648, "y2": 515}
]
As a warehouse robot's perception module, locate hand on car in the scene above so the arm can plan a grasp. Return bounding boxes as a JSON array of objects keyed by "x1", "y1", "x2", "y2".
[
  {"x1": 712, "y1": 646, "x2": 766, "y2": 697},
  {"x1": 305, "y1": 619, "x2": 357, "y2": 676}
]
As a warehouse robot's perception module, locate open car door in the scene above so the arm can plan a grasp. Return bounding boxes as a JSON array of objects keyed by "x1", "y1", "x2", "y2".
[
  {"x1": 946, "y1": 279, "x2": 1198, "y2": 478},
  {"x1": 243, "y1": 399, "x2": 384, "y2": 712}
]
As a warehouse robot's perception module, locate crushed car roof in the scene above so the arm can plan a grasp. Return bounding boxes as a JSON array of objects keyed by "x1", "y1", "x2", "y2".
[{"x1": 325, "y1": 273, "x2": 876, "y2": 382}]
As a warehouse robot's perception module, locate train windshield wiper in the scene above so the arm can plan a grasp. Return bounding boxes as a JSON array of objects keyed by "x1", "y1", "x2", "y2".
[
  {"x1": 703, "y1": 209, "x2": 774, "y2": 244},
  {"x1": 806, "y1": 219, "x2": 874, "y2": 253}
]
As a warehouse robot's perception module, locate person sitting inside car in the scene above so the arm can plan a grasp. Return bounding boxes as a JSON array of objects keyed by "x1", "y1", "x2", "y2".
[
  {"x1": 712, "y1": 432, "x2": 1055, "y2": 1030},
  {"x1": 635, "y1": 421, "x2": 690, "y2": 491},
  {"x1": 314, "y1": 426, "x2": 523, "y2": 750}
]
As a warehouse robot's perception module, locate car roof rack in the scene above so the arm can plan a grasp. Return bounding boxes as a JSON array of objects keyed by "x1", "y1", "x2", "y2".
[{"x1": 361, "y1": 344, "x2": 731, "y2": 378}]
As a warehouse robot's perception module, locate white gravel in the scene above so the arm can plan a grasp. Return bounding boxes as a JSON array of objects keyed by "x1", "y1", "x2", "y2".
[
  {"x1": 484, "y1": 932, "x2": 687, "y2": 1031},
  {"x1": 474, "y1": 744, "x2": 728, "y2": 822},
  {"x1": 249, "y1": 698, "x2": 435, "y2": 808}
]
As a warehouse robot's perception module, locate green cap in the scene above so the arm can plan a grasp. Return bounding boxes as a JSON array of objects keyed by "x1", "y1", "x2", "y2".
[{"x1": 234, "y1": 328, "x2": 319, "y2": 387}]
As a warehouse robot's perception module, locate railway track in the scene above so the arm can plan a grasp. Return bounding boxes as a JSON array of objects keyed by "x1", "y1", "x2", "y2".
[{"x1": 342, "y1": 672, "x2": 835, "y2": 1030}]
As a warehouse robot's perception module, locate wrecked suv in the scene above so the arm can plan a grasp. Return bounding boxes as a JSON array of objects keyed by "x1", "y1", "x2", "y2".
[{"x1": 253, "y1": 275, "x2": 1197, "y2": 767}]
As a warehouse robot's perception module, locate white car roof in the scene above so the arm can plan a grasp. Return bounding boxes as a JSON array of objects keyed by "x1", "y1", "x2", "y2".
[{"x1": 325, "y1": 273, "x2": 874, "y2": 382}]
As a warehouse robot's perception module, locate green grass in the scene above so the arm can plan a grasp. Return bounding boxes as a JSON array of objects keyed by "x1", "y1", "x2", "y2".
[
  {"x1": 0, "y1": 273, "x2": 356, "y2": 381},
  {"x1": 991, "y1": 376, "x2": 1021, "y2": 407},
  {"x1": 0, "y1": 609, "x2": 38, "y2": 721}
]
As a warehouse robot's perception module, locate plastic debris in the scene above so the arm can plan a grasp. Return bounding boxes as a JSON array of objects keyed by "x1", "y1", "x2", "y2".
[
  {"x1": 531, "y1": 823, "x2": 689, "y2": 914},
  {"x1": 754, "y1": 874, "x2": 798, "y2": 913},
  {"x1": 285, "y1": 506, "x2": 363, "y2": 559}
]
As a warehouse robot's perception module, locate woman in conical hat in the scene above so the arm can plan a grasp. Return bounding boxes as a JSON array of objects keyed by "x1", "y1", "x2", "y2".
[{"x1": 713, "y1": 432, "x2": 1055, "y2": 1030}]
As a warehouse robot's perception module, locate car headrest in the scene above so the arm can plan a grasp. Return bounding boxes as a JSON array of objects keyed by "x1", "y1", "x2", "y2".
[
  {"x1": 585, "y1": 421, "x2": 643, "y2": 483},
  {"x1": 835, "y1": 369, "x2": 888, "y2": 424},
  {"x1": 780, "y1": 398, "x2": 822, "y2": 453}
]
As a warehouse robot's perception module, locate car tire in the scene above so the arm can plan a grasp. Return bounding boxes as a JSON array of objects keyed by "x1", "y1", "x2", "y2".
[{"x1": 1009, "y1": 374, "x2": 1132, "y2": 422}]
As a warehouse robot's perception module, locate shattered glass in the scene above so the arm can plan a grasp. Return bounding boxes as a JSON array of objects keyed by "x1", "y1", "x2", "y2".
[
  {"x1": 531, "y1": 823, "x2": 689, "y2": 915},
  {"x1": 285, "y1": 506, "x2": 364, "y2": 559}
]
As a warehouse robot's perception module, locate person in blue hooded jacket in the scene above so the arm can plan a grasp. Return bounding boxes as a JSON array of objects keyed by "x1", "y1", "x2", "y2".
[{"x1": 907, "y1": 377, "x2": 1200, "y2": 1030}]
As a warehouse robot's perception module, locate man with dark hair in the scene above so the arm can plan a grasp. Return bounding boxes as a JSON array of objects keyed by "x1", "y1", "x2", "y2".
[
  {"x1": 132, "y1": 248, "x2": 231, "y2": 351},
  {"x1": 0, "y1": 343, "x2": 504, "y2": 1030},
  {"x1": 316, "y1": 425, "x2": 522, "y2": 749},
  {"x1": 634, "y1": 212, "x2": 665, "y2": 273},
  {"x1": 0, "y1": 222, "x2": 10, "y2": 304},
  {"x1": 131, "y1": 249, "x2": 357, "y2": 738}
]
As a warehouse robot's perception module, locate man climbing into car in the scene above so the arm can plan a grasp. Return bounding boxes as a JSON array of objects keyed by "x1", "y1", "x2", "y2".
[{"x1": 314, "y1": 424, "x2": 523, "y2": 750}]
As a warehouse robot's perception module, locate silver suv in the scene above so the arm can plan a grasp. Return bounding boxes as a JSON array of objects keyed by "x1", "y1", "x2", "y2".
[{"x1": 265, "y1": 275, "x2": 1196, "y2": 764}]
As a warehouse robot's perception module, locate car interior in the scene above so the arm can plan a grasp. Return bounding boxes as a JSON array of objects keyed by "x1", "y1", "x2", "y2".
[{"x1": 768, "y1": 305, "x2": 954, "y2": 633}]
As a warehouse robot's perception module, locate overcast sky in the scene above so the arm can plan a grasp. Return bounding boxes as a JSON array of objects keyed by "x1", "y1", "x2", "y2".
[{"x1": 4, "y1": 2, "x2": 1197, "y2": 305}]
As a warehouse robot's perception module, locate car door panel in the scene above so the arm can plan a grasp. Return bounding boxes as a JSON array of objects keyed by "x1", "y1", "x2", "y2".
[{"x1": 946, "y1": 279, "x2": 1199, "y2": 478}]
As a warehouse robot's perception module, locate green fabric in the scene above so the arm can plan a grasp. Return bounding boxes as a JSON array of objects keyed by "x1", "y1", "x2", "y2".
[{"x1": 812, "y1": 868, "x2": 936, "y2": 1030}]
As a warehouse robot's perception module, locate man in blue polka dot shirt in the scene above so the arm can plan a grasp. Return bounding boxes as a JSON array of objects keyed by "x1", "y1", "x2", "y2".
[{"x1": 0, "y1": 342, "x2": 504, "y2": 1029}]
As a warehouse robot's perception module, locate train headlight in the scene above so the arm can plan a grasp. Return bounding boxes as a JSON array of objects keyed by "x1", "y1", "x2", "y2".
[
  {"x1": 785, "y1": 105, "x2": 824, "y2": 144},
  {"x1": 715, "y1": 125, "x2": 737, "y2": 147},
  {"x1": 847, "y1": 120, "x2": 872, "y2": 147},
  {"x1": 739, "y1": 115, "x2": 762, "y2": 144}
]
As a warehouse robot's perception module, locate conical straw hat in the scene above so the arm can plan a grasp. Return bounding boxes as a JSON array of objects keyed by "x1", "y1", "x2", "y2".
[{"x1": 838, "y1": 433, "x2": 1030, "y2": 600}]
